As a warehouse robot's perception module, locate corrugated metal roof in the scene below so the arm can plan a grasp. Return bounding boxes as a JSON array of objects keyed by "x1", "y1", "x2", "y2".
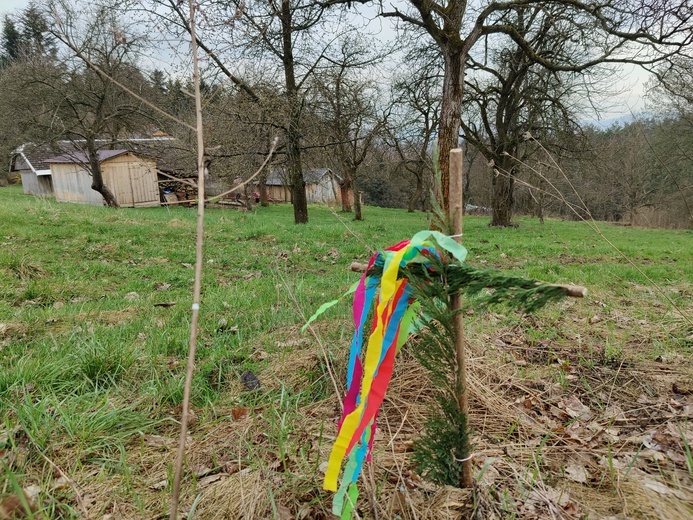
[{"x1": 45, "y1": 149, "x2": 131, "y2": 164}]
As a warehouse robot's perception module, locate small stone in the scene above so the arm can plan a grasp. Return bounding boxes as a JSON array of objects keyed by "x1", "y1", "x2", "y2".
[{"x1": 241, "y1": 371, "x2": 261, "y2": 391}]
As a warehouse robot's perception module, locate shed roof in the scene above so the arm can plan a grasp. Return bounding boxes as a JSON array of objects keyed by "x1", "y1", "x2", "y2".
[
  {"x1": 10, "y1": 142, "x2": 75, "y2": 173},
  {"x1": 11, "y1": 138, "x2": 179, "y2": 174},
  {"x1": 45, "y1": 150, "x2": 132, "y2": 164}
]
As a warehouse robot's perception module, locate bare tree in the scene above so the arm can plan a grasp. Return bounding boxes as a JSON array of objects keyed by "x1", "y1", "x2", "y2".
[
  {"x1": 1, "y1": 0, "x2": 158, "y2": 206},
  {"x1": 310, "y1": 36, "x2": 388, "y2": 219},
  {"x1": 388, "y1": 50, "x2": 441, "y2": 213},
  {"x1": 459, "y1": 5, "x2": 609, "y2": 226},
  {"x1": 342, "y1": 0, "x2": 693, "y2": 223},
  {"x1": 145, "y1": 0, "x2": 352, "y2": 224}
]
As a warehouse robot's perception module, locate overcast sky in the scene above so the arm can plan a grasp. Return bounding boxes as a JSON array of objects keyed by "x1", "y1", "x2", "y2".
[
  {"x1": 1, "y1": 0, "x2": 30, "y2": 15},
  {"x1": 1, "y1": 0, "x2": 650, "y2": 121}
]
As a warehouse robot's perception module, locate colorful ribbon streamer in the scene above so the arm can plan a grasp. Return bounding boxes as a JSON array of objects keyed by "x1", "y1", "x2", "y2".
[{"x1": 318, "y1": 231, "x2": 467, "y2": 518}]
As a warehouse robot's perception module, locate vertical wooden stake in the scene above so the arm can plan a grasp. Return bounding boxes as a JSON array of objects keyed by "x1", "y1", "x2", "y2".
[
  {"x1": 449, "y1": 148, "x2": 472, "y2": 487},
  {"x1": 170, "y1": 1, "x2": 207, "y2": 518}
]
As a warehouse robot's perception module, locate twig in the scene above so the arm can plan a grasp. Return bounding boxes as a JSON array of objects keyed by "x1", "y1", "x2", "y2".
[
  {"x1": 50, "y1": 10, "x2": 196, "y2": 134},
  {"x1": 23, "y1": 430, "x2": 91, "y2": 519},
  {"x1": 366, "y1": 461, "x2": 380, "y2": 520},
  {"x1": 157, "y1": 170, "x2": 198, "y2": 188},
  {"x1": 325, "y1": 205, "x2": 376, "y2": 256},
  {"x1": 507, "y1": 143, "x2": 691, "y2": 326},
  {"x1": 205, "y1": 138, "x2": 279, "y2": 203},
  {"x1": 384, "y1": 415, "x2": 420, "y2": 520},
  {"x1": 159, "y1": 140, "x2": 279, "y2": 207}
]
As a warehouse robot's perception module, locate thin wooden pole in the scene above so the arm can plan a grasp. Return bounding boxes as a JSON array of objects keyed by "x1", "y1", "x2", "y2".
[
  {"x1": 169, "y1": 1, "x2": 207, "y2": 518},
  {"x1": 449, "y1": 148, "x2": 472, "y2": 487}
]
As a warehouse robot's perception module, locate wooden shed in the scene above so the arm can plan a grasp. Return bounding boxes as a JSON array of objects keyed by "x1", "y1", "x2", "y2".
[
  {"x1": 10, "y1": 143, "x2": 56, "y2": 197},
  {"x1": 263, "y1": 168, "x2": 349, "y2": 205},
  {"x1": 46, "y1": 150, "x2": 160, "y2": 207}
]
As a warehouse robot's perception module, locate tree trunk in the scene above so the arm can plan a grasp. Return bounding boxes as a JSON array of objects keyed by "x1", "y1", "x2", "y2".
[
  {"x1": 340, "y1": 173, "x2": 352, "y2": 212},
  {"x1": 536, "y1": 178, "x2": 545, "y2": 225},
  {"x1": 244, "y1": 183, "x2": 252, "y2": 210},
  {"x1": 353, "y1": 188, "x2": 362, "y2": 221},
  {"x1": 259, "y1": 125, "x2": 271, "y2": 207},
  {"x1": 259, "y1": 173, "x2": 269, "y2": 207},
  {"x1": 281, "y1": 0, "x2": 308, "y2": 224},
  {"x1": 285, "y1": 135, "x2": 307, "y2": 225},
  {"x1": 86, "y1": 140, "x2": 119, "y2": 208},
  {"x1": 436, "y1": 50, "x2": 466, "y2": 214},
  {"x1": 463, "y1": 157, "x2": 471, "y2": 215},
  {"x1": 490, "y1": 161, "x2": 515, "y2": 227}
]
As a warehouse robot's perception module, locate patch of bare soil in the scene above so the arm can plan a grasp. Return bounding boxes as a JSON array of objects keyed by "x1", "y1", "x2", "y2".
[{"x1": 0, "y1": 323, "x2": 28, "y2": 348}]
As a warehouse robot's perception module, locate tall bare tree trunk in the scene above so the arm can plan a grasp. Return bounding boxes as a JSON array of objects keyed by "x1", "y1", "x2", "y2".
[
  {"x1": 281, "y1": 0, "x2": 308, "y2": 224},
  {"x1": 536, "y1": 177, "x2": 545, "y2": 224},
  {"x1": 353, "y1": 187, "x2": 362, "y2": 221},
  {"x1": 244, "y1": 183, "x2": 252, "y2": 210},
  {"x1": 259, "y1": 125, "x2": 271, "y2": 207},
  {"x1": 408, "y1": 164, "x2": 424, "y2": 212},
  {"x1": 491, "y1": 161, "x2": 515, "y2": 227},
  {"x1": 340, "y1": 173, "x2": 352, "y2": 212},
  {"x1": 437, "y1": 50, "x2": 465, "y2": 214},
  {"x1": 259, "y1": 174, "x2": 269, "y2": 207}
]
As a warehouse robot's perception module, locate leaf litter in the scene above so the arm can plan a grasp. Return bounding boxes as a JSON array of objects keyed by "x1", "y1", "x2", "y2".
[{"x1": 2, "y1": 282, "x2": 691, "y2": 518}]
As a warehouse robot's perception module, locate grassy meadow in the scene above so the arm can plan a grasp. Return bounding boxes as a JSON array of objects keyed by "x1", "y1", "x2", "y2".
[{"x1": 0, "y1": 184, "x2": 691, "y2": 519}]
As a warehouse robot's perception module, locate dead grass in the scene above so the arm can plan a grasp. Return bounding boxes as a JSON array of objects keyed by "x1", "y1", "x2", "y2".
[
  {"x1": 60, "y1": 309, "x2": 689, "y2": 520},
  {"x1": 2, "y1": 295, "x2": 690, "y2": 519}
]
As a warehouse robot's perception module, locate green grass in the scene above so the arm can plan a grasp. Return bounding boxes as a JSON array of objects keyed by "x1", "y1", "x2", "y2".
[{"x1": 0, "y1": 185, "x2": 691, "y2": 517}]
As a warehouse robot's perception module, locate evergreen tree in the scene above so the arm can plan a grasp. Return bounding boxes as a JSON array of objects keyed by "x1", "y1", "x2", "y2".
[
  {"x1": 1, "y1": 15, "x2": 21, "y2": 66},
  {"x1": 19, "y1": 3, "x2": 56, "y2": 59}
]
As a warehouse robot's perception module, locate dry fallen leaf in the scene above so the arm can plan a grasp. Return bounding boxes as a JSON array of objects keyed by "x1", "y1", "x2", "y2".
[
  {"x1": 275, "y1": 504, "x2": 293, "y2": 520},
  {"x1": 172, "y1": 404, "x2": 198, "y2": 426},
  {"x1": 144, "y1": 435, "x2": 175, "y2": 448},
  {"x1": 197, "y1": 474, "x2": 226, "y2": 489},
  {"x1": 149, "y1": 479, "x2": 168, "y2": 491},
  {"x1": 561, "y1": 395, "x2": 594, "y2": 421},
  {"x1": 51, "y1": 476, "x2": 69, "y2": 491},
  {"x1": 565, "y1": 464, "x2": 589, "y2": 484},
  {"x1": 0, "y1": 492, "x2": 38, "y2": 519},
  {"x1": 642, "y1": 477, "x2": 674, "y2": 495},
  {"x1": 231, "y1": 407, "x2": 249, "y2": 421}
]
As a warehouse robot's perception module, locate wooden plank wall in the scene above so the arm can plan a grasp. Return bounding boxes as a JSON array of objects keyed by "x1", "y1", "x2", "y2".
[
  {"x1": 268, "y1": 185, "x2": 292, "y2": 202},
  {"x1": 50, "y1": 153, "x2": 160, "y2": 207},
  {"x1": 52, "y1": 163, "x2": 103, "y2": 205},
  {"x1": 103, "y1": 154, "x2": 159, "y2": 207},
  {"x1": 20, "y1": 171, "x2": 53, "y2": 196},
  {"x1": 129, "y1": 159, "x2": 159, "y2": 207}
]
